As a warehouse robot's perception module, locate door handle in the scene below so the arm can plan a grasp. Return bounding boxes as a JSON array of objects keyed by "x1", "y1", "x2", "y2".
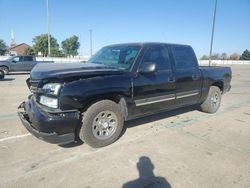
[
  {"x1": 168, "y1": 77, "x2": 176, "y2": 83},
  {"x1": 192, "y1": 74, "x2": 200, "y2": 80}
]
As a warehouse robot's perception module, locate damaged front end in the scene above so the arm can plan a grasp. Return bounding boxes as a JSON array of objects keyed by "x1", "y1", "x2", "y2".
[{"x1": 17, "y1": 78, "x2": 80, "y2": 145}]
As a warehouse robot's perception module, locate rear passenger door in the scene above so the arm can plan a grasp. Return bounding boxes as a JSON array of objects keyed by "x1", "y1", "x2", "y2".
[
  {"x1": 132, "y1": 45, "x2": 176, "y2": 116},
  {"x1": 22, "y1": 56, "x2": 36, "y2": 71},
  {"x1": 170, "y1": 45, "x2": 202, "y2": 106}
]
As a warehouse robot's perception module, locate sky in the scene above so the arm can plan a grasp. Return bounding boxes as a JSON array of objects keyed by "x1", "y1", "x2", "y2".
[{"x1": 0, "y1": 0, "x2": 249, "y2": 57}]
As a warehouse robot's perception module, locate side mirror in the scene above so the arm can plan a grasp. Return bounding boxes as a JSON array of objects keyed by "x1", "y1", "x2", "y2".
[
  {"x1": 138, "y1": 62, "x2": 156, "y2": 74},
  {"x1": 12, "y1": 60, "x2": 16, "y2": 63}
]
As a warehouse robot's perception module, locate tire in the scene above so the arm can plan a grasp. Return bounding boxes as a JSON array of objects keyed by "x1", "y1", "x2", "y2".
[
  {"x1": 0, "y1": 66, "x2": 9, "y2": 75},
  {"x1": 79, "y1": 100, "x2": 124, "y2": 148},
  {"x1": 200, "y1": 86, "x2": 221, "y2": 113},
  {"x1": 0, "y1": 70, "x2": 4, "y2": 79}
]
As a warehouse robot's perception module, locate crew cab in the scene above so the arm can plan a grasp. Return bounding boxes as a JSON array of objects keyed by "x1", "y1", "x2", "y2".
[
  {"x1": 0, "y1": 55, "x2": 53, "y2": 74},
  {"x1": 18, "y1": 43, "x2": 232, "y2": 148}
]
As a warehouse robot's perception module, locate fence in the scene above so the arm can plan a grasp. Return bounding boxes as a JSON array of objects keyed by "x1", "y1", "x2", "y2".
[
  {"x1": 199, "y1": 60, "x2": 250, "y2": 65},
  {"x1": 0, "y1": 56, "x2": 88, "y2": 63},
  {"x1": 36, "y1": 56, "x2": 88, "y2": 63},
  {"x1": 0, "y1": 56, "x2": 250, "y2": 65}
]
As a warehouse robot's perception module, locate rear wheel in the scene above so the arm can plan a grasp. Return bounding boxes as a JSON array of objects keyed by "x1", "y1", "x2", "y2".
[
  {"x1": 0, "y1": 66, "x2": 9, "y2": 75},
  {"x1": 0, "y1": 70, "x2": 4, "y2": 79},
  {"x1": 79, "y1": 100, "x2": 124, "y2": 148},
  {"x1": 200, "y1": 86, "x2": 221, "y2": 113}
]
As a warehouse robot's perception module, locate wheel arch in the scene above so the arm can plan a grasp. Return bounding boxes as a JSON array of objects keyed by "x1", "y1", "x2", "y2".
[
  {"x1": 211, "y1": 81, "x2": 224, "y2": 92},
  {"x1": 81, "y1": 93, "x2": 129, "y2": 120},
  {"x1": 0, "y1": 65, "x2": 9, "y2": 73}
]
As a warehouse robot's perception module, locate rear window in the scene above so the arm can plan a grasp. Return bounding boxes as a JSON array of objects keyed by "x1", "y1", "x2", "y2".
[
  {"x1": 23, "y1": 56, "x2": 33, "y2": 61},
  {"x1": 172, "y1": 46, "x2": 197, "y2": 69}
]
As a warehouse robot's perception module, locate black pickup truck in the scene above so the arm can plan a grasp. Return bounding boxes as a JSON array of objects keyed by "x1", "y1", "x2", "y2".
[{"x1": 18, "y1": 43, "x2": 232, "y2": 147}]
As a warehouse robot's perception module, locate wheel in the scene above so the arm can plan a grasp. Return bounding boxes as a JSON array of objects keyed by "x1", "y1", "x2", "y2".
[
  {"x1": 0, "y1": 66, "x2": 9, "y2": 75},
  {"x1": 200, "y1": 86, "x2": 221, "y2": 113},
  {"x1": 79, "y1": 100, "x2": 124, "y2": 148},
  {"x1": 0, "y1": 70, "x2": 4, "y2": 79}
]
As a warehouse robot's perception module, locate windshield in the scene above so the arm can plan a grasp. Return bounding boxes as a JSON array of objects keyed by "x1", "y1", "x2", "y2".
[
  {"x1": 6, "y1": 56, "x2": 14, "y2": 61},
  {"x1": 88, "y1": 45, "x2": 141, "y2": 70}
]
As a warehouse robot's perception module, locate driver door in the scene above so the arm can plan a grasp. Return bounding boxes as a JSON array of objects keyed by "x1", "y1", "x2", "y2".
[
  {"x1": 10, "y1": 56, "x2": 24, "y2": 71},
  {"x1": 132, "y1": 45, "x2": 176, "y2": 117}
]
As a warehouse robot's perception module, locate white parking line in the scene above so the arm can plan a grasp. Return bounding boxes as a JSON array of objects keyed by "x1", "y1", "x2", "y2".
[{"x1": 0, "y1": 133, "x2": 31, "y2": 142}]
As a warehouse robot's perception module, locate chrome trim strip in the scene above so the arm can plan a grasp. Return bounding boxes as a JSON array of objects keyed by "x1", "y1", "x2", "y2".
[
  {"x1": 176, "y1": 92, "x2": 199, "y2": 99},
  {"x1": 135, "y1": 94, "x2": 175, "y2": 107},
  {"x1": 135, "y1": 90, "x2": 200, "y2": 106},
  {"x1": 176, "y1": 90, "x2": 199, "y2": 99}
]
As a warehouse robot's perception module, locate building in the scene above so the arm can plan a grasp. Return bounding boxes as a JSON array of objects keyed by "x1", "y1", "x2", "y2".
[
  {"x1": 6, "y1": 30, "x2": 30, "y2": 56},
  {"x1": 8, "y1": 43, "x2": 30, "y2": 55},
  {"x1": 10, "y1": 30, "x2": 16, "y2": 48}
]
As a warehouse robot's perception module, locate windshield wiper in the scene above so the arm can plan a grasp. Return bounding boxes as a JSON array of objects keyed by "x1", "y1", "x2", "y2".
[
  {"x1": 89, "y1": 61, "x2": 103, "y2": 65},
  {"x1": 89, "y1": 61, "x2": 125, "y2": 70}
]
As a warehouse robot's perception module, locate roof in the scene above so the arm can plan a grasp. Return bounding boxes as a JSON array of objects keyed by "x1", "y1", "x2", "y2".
[
  {"x1": 105, "y1": 42, "x2": 190, "y2": 48},
  {"x1": 9, "y1": 43, "x2": 30, "y2": 50}
]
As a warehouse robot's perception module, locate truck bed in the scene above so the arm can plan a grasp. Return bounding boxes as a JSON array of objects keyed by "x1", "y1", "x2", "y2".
[
  {"x1": 199, "y1": 66, "x2": 231, "y2": 75},
  {"x1": 200, "y1": 65, "x2": 232, "y2": 93}
]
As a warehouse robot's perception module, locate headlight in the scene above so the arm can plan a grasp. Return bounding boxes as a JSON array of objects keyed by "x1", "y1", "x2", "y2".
[
  {"x1": 42, "y1": 83, "x2": 62, "y2": 95},
  {"x1": 40, "y1": 96, "x2": 58, "y2": 108}
]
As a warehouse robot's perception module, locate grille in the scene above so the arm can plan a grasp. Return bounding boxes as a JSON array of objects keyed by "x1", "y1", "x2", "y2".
[{"x1": 29, "y1": 79, "x2": 40, "y2": 93}]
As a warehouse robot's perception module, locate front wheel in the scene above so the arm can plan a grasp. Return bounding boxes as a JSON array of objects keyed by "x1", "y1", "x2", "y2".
[
  {"x1": 0, "y1": 66, "x2": 9, "y2": 75},
  {"x1": 200, "y1": 86, "x2": 222, "y2": 113},
  {"x1": 79, "y1": 100, "x2": 124, "y2": 148}
]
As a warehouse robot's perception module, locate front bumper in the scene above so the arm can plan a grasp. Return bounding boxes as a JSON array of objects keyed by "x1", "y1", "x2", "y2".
[{"x1": 17, "y1": 96, "x2": 80, "y2": 145}]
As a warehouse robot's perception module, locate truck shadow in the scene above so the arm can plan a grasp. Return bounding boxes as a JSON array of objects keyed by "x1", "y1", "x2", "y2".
[
  {"x1": 62, "y1": 105, "x2": 198, "y2": 148},
  {"x1": 124, "y1": 105, "x2": 198, "y2": 130},
  {"x1": 8, "y1": 72, "x2": 30, "y2": 75},
  {"x1": 122, "y1": 156, "x2": 171, "y2": 188},
  {"x1": 60, "y1": 140, "x2": 83, "y2": 148},
  {"x1": 0, "y1": 78, "x2": 15, "y2": 81}
]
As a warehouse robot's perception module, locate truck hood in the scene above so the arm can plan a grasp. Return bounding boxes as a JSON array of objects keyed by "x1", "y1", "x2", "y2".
[
  {"x1": 0, "y1": 60, "x2": 8, "y2": 63},
  {"x1": 30, "y1": 63, "x2": 124, "y2": 80}
]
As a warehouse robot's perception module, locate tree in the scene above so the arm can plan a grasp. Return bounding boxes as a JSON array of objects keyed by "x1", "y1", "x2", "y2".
[
  {"x1": 200, "y1": 55, "x2": 209, "y2": 60},
  {"x1": 0, "y1": 39, "x2": 7, "y2": 55},
  {"x1": 221, "y1": 53, "x2": 228, "y2": 60},
  {"x1": 50, "y1": 48, "x2": 64, "y2": 57},
  {"x1": 24, "y1": 47, "x2": 35, "y2": 55},
  {"x1": 211, "y1": 53, "x2": 220, "y2": 60},
  {"x1": 61, "y1": 35, "x2": 80, "y2": 56},
  {"x1": 240, "y1": 49, "x2": 250, "y2": 60},
  {"x1": 230, "y1": 53, "x2": 240, "y2": 60},
  {"x1": 32, "y1": 34, "x2": 59, "y2": 56}
]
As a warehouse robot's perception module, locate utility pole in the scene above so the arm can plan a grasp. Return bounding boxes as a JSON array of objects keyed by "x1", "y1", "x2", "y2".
[
  {"x1": 89, "y1": 29, "x2": 93, "y2": 56},
  {"x1": 79, "y1": 33, "x2": 82, "y2": 57},
  {"x1": 46, "y1": 0, "x2": 51, "y2": 57},
  {"x1": 209, "y1": 0, "x2": 218, "y2": 66}
]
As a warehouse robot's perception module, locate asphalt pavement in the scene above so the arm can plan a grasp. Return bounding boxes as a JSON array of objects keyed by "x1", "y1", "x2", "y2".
[{"x1": 0, "y1": 66, "x2": 249, "y2": 188}]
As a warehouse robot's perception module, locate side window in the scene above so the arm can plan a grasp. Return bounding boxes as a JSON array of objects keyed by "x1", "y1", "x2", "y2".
[
  {"x1": 13, "y1": 56, "x2": 21, "y2": 62},
  {"x1": 172, "y1": 46, "x2": 197, "y2": 69},
  {"x1": 23, "y1": 56, "x2": 33, "y2": 61},
  {"x1": 140, "y1": 46, "x2": 171, "y2": 71}
]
